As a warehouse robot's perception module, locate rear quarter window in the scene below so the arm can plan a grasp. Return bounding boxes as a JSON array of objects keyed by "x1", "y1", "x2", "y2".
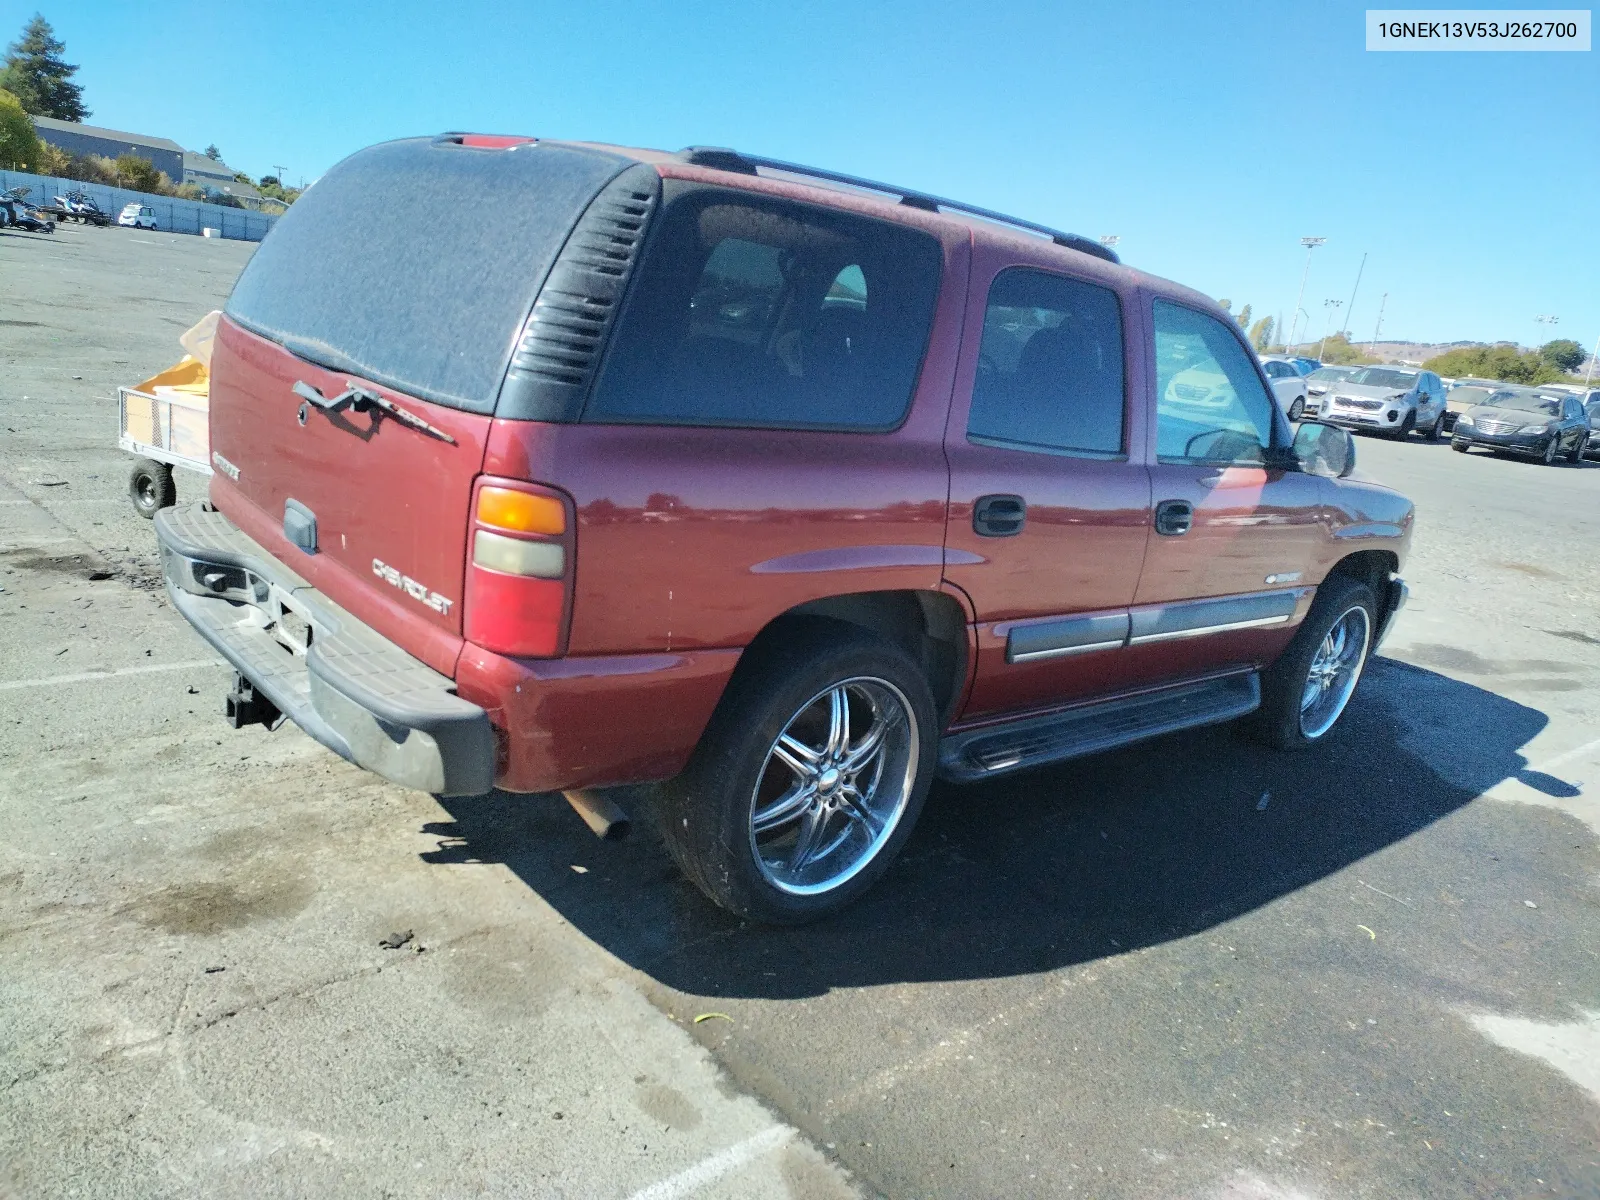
[{"x1": 584, "y1": 185, "x2": 943, "y2": 431}]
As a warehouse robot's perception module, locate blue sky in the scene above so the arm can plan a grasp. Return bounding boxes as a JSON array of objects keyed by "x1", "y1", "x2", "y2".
[{"x1": 8, "y1": 0, "x2": 1596, "y2": 351}]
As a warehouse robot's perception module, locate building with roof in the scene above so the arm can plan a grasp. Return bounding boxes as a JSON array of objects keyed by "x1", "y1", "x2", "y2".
[
  {"x1": 30, "y1": 115, "x2": 184, "y2": 182},
  {"x1": 183, "y1": 151, "x2": 261, "y2": 202}
]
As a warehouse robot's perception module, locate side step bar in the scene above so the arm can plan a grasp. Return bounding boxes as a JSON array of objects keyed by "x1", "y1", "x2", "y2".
[{"x1": 938, "y1": 672, "x2": 1261, "y2": 783}]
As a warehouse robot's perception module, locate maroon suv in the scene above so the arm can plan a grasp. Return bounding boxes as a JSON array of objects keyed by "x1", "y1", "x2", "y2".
[{"x1": 156, "y1": 134, "x2": 1412, "y2": 923}]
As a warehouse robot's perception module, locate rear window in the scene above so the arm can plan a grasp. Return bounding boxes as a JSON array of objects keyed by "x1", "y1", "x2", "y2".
[
  {"x1": 224, "y1": 137, "x2": 628, "y2": 414},
  {"x1": 585, "y1": 185, "x2": 942, "y2": 431}
]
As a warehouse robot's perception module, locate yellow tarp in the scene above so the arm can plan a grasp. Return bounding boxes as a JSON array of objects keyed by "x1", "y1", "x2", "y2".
[{"x1": 133, "y1": 355, "x2": 209, "y2": 399}]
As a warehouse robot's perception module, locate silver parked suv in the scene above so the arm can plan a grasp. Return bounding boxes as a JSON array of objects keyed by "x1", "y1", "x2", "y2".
[{"x1": 1322, "y1": 367, "x2": 1447, "y2": 440}]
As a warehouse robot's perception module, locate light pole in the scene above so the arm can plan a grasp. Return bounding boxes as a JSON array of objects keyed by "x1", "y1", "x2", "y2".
[
  {"x1": 1585, "y1": 332, "x2": 1599, "y2": 385},
  {"x1": 1317, "y1": 299, "x2": 1344, "y2": 360},
  {"x1": 1286, "y1": 237, "x2": 1326, "y2": 355},
  {"x1": 1533, "y1": 313, "x2": 1558, "y2": 351},
  {"x1": 272, "y1": 164, "x2": 288, "y2": 188},
  {"x1": 1368, "y1": 292, "x2": 1388, "y2": 355},
  {"x1": 1341, "y1": 252, "x2": 1367, "y2": 337}
]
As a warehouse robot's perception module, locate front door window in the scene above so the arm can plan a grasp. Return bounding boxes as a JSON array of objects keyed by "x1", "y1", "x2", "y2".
[{"x1": 1153, "y1": 301, "x2": 1279, "y2": 465}]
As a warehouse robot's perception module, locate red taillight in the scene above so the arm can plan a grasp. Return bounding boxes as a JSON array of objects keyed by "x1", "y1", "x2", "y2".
[{"x1": 463, "y1": 477, "x2": 573, "y2": 658}]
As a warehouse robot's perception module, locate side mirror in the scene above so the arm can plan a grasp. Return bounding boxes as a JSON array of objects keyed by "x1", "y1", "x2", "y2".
[{"x1": 1292, "y1": 421, "x2": 1356, "y2": 478}]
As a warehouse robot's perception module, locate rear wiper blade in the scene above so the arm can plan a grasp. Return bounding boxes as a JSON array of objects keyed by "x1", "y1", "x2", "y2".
[{"x1": 292, "y1": 380, "x2": 457, "y2": 445}]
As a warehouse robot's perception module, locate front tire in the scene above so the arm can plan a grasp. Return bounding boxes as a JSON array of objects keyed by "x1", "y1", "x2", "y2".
[
  {"x1": 1426, "y1": 411, "x2": 1445, "y2": 440},
  {"x1": 1288, "y1": 397, "x2": 1305, "y2": 422},
  {"x1": 1451, "y1": 437, "x2": 1469, "y2": 453},
  {"x1": 1542, "y1": 437, "x2": 1558, "y2": 466},
  {"x1": 1392, "y1": 411, "x2": 1416, "y2": 440},
  {"x1": 1567, "y1": 437, "x2": 1583, "y2": 465},
  {"x1": 658, "y1": 618, "x2": 938, "y2": 924},
  {"x1": 1241, "y1": 574, "x2": 1377, "y2": 751}
]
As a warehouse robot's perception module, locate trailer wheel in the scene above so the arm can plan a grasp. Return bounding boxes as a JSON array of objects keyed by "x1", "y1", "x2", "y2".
[{"x1": 129, "y1": 459, "x2": 175, "y2": 518}]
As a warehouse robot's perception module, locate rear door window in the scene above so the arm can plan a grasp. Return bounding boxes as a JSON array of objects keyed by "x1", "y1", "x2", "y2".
[
  {"x1": 965, "y1": 267, "x2": 1125, "y2": 457},
  {"x1": 585, "y1": 186, "x2": 942, "y2": 430},
  {"x1": 1153, "y1": 300, "x2": 1279, "y2": 464}
]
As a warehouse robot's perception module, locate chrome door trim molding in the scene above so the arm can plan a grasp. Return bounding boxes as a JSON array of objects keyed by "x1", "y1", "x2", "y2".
[
  {"x1": 1000, "y1": 587, "x2": 1311, "y2": 666},
  {"x1": 1128, "y1": 613, "x2": 1292, "y2": 645},
  {"x1": 1002, "y1": 610, "x2": 1130, "y2": 664},
  {"x1": 1009, "y1": 637, "x2": 1129, "y2": 663}
]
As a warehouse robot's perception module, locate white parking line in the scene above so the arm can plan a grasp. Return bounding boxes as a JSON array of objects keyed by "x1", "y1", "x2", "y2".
[
  {"x1": 624, "y1": 1126, "x2": 791, "y2": 1200},
  {"x1": 0, "y1": 659, "x2": 225, "y2": 692},
  {"x1": 1530, "y1": 734, "x2": 1600, "y2": 774}
]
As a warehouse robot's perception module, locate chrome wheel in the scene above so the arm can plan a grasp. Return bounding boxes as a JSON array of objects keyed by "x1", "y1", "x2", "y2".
[
  {"x1": 748, "y1": 677, "x2": 919, "y2": 896},
  {"x1": 1299, "y1": 605, "x2": 1371, "y2": 739}
]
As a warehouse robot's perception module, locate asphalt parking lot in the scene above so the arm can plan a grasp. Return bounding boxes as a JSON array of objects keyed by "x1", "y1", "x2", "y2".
[{"x1": 2, "y1": 222, "x2": 1598, "y2": 1200}]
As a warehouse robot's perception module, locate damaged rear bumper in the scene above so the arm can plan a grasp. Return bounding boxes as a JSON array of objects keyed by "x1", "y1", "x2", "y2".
[{"x1": 155, "y1": 503, "x2": 494, "y2": 796}]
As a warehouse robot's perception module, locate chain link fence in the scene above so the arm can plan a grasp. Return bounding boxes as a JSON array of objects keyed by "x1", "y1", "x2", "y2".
[{"x1": 0, "y1": 169, "x2": 279, "y2": 241}]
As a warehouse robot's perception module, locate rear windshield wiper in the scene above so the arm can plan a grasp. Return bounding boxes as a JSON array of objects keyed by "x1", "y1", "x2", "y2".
[{"x1": 292, "y1": 380, "x2": 457, "y2": 445}]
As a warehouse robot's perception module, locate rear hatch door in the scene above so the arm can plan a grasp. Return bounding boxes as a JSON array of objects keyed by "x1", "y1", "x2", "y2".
[{"x1": 209, "y1": 136, "x2": 630, "y2": 673}]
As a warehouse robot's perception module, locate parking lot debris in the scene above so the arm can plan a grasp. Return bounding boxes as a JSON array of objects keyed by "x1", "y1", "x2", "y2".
[
  {"x1": 694, "y1": 1012, "x2": 733, "y2": 1025},
  {"x1": 1258, "y1": 792, "x2": 1271, "y2": 810},
  {"x1": 1524, "y1": 900, "x2": 1539, "y2": 909},
  {"x1": 204, "y1": 966, "x2": 225, "y2": 974},
  {"x1": 378, "y1": 929, "x2": 415, "y2": 949},
  {"x1": 1357, "y1": 925, "x2": 1377, "y2": 940}
]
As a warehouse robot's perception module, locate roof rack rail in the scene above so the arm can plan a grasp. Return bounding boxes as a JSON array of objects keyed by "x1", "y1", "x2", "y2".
[{"x1": 677, "y1": 147, "x2": 1118, "y2": 264}]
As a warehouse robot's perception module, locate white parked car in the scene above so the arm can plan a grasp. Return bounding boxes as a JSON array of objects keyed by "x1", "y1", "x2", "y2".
[
  {"x1": 1258, "y1": 357, "x2": 1309, "y2": 421},
  {"x1": 118, "y1": 203, "x2": 158, "y2": 230}
]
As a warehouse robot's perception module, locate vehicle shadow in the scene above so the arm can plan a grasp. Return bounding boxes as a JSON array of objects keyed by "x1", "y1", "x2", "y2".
[{"x1": 422, "y1": 657, "x2": 1548, "y2": 999}]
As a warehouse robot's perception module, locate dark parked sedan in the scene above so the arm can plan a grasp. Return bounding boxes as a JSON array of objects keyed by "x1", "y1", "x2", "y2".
[
  {"x1": 1452, "y1": 389, "x2": 1590, "y2": 465},
  {"x1": 1586, "y1": 398, "x2": 1600, "y2": 460}
]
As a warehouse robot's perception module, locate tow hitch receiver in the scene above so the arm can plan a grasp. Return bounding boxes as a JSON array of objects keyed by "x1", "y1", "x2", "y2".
[{"x1": 225, "y1": 673, "x2": 284, "y2": 730}]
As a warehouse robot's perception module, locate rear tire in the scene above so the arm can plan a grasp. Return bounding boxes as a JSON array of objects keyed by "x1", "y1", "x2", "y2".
[
  {"x1": 1288, "y1": 398, "x2": 1305, "y2": 422},
  {"x1": 1567, "y1": 437, "x2": 1583, "y2": 465},
  {"x1": 1426, "y1": 412, "x2": 1444, "y2": 441},
  {"x1": 657, "y1": 618, "x2": 937, "y2": 925},
  {"x1": 129, "y1": 459, "x2": 174, "y2": 518},
  {"x1": 1241, "y1": 574, "x2": 1377, "y2": 751}
]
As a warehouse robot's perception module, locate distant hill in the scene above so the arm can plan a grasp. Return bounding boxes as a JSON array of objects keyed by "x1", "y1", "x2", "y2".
[{"x1": 1282, "y1": 339, "x2": 1539, "y2": 367}]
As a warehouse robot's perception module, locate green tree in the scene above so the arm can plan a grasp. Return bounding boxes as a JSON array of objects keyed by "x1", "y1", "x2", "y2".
[
  {"x1": 1236, "y1": 303, "x2": 1252, "y2": 331},
  {"x1": 1216, "y1": 298, "x2": 1232, "y2": 312},
  {"x1": 1539, "y1": 339, "x2": 1584, "y2": 373},
  {"x1": 0, "y1": 15, "x2": 88, "y2": 121},
  {"x1": 1422, "y1": 344, "x2": 1568, "y2": 386},
  {"x1": 112, "y1": 153, "x2": 173, "y2": 195},
  {"x1": 1248, "y1": 315, "x2": 1274, "y2": 351},
  {"x1": 204, "y1": 143, "x2": 221, "y2": 161},
  {"x1": 0, "y1": 86, "x2": 40, "y2": 168}
]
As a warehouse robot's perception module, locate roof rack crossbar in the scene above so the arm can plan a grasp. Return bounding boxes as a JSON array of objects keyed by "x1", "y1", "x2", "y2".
[{"x1": 719, "y1": 152, "x2": 1118, "y2": 264}]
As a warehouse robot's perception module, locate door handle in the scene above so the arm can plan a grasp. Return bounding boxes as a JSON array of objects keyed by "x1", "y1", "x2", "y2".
[
  {"x1": 1154, "y1": 499, "x2": 1193, "y2": 536},
  {"x1": 973, "y1": 494, "x2": 1026, "y2": 537}
]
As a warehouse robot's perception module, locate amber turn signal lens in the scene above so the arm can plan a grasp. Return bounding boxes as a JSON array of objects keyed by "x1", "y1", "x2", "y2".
[{"x1": 477, "y1": 486, "x2": 565, "y2": 535}]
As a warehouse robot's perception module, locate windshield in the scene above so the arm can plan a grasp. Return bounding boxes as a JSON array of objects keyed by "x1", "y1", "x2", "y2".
[
  {"x1": 1348, "y1": 368, "x2": 1417, "y2": 389},
  {"x1": 1308, "y1": 366, "x2": 1355, "y2": 381},
  {"x1": 1449, "y1": 385, "x2": 1497, "y2": 406},
  {"x1": 1488, "y1": 392, "x2": 1559, "y2": 415}
]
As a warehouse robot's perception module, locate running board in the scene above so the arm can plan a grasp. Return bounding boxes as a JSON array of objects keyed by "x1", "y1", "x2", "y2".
[{"x1": 938, "y1": 672, "x2": 1260, "y2": 783}]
